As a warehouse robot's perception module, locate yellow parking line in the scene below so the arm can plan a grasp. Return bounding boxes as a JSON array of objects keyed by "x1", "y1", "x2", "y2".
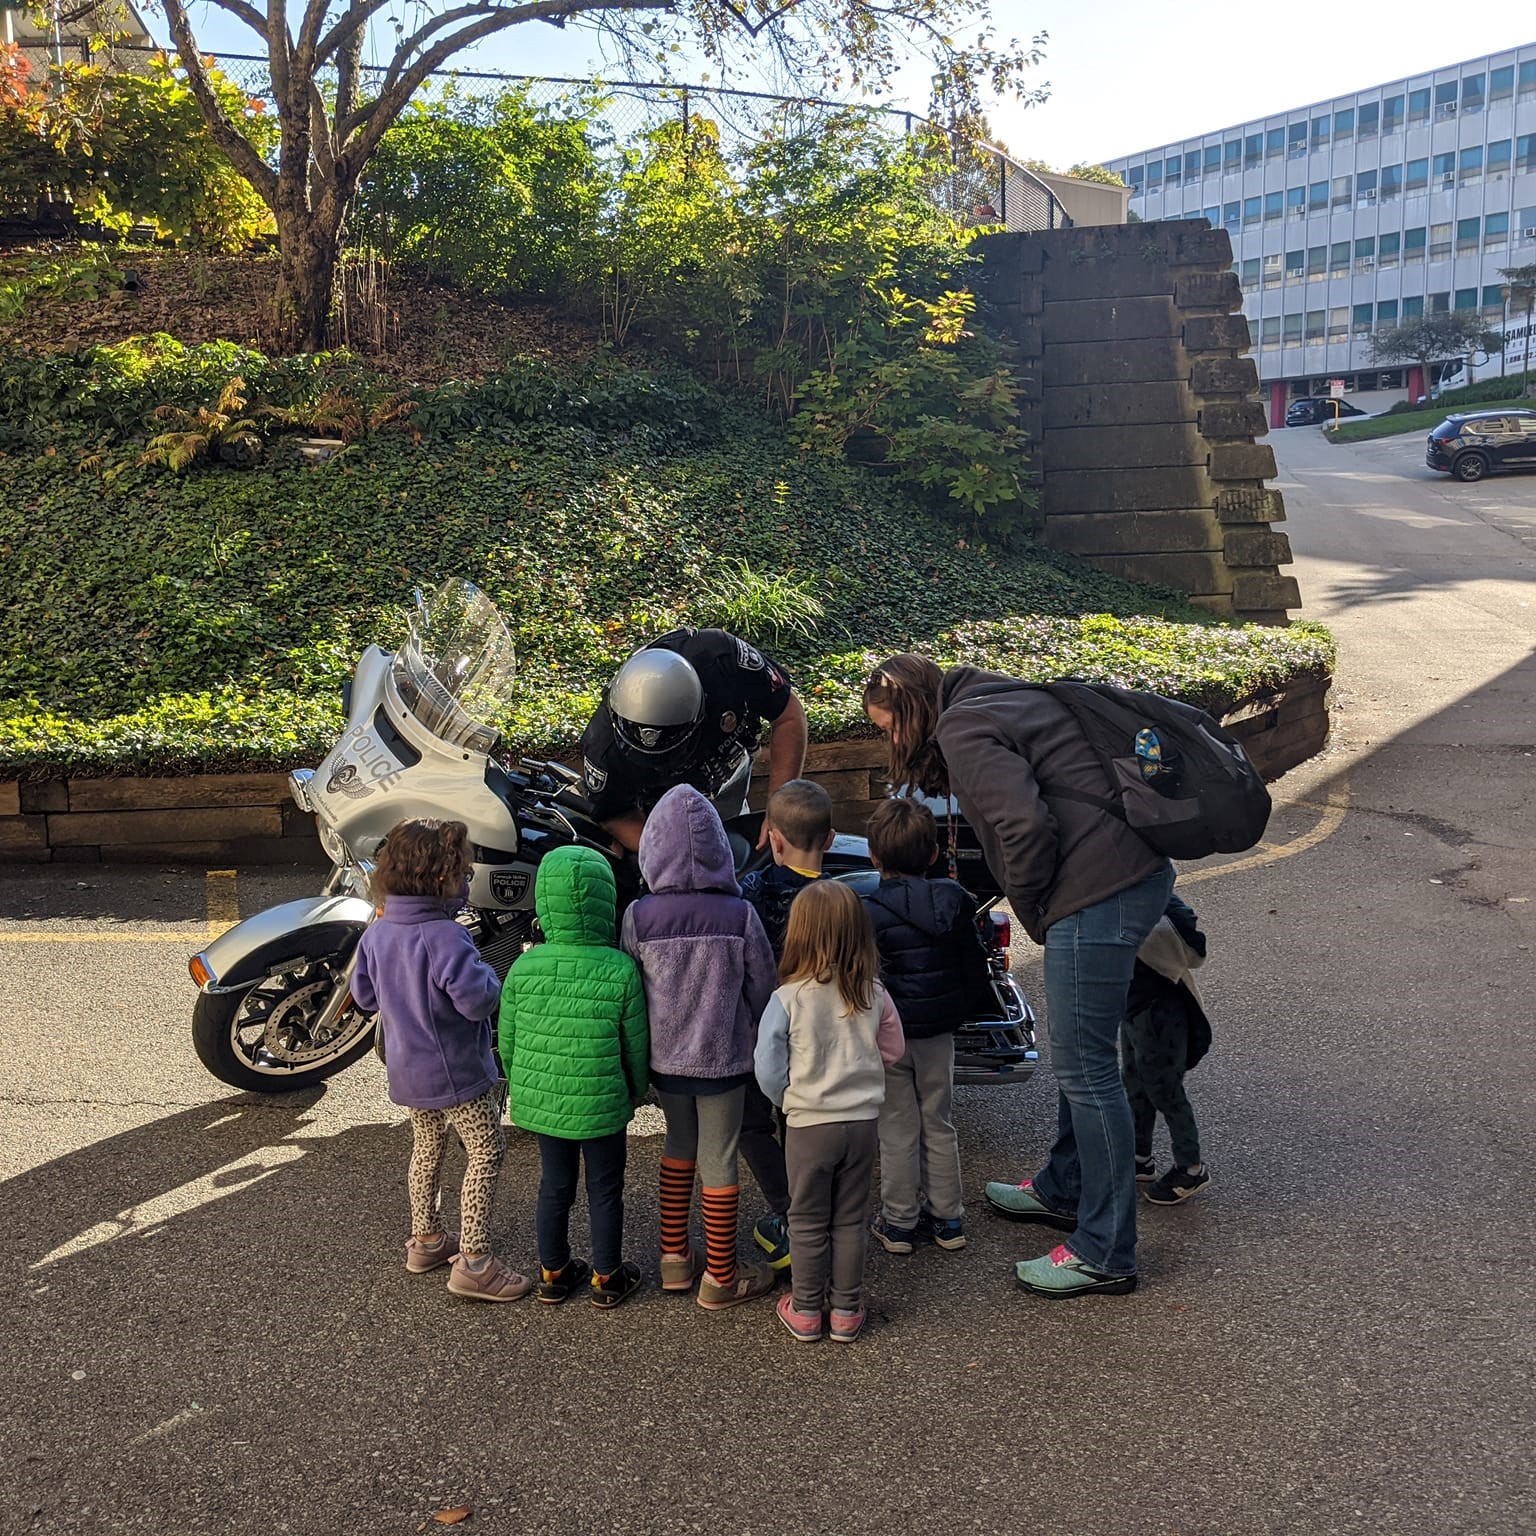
[
  {"x1": 205, "y1": 869, "x2": 240, "y2": 942},
  {"x1": 1179, "y1": 774, "x2": 1349, "y2": 885},
  {"x1": 0, "y1": 930, "x2": 209, "y2": 943}
]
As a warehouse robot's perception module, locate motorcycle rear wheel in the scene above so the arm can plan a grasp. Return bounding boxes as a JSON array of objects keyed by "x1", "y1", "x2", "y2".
[{"x1": 193, "y1": 951, "x2": 376, "y2": 1093}]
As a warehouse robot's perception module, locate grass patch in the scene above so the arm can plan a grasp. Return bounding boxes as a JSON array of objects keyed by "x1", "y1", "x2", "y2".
[
  {"x1": 1328, "y1": 397, "x2": 1533, "y2": 443},
  {"x1": 0, "y1": 351, "x2": 1332, "y2": 777}
]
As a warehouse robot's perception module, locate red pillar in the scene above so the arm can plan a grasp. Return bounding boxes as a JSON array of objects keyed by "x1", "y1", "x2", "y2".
[
  {"x1": 1407, "y1": 365, "x2": 1425, "y2": 403},
  {"x1": 1269, "y1": 380, "x2": 1287, "y2": 429}
]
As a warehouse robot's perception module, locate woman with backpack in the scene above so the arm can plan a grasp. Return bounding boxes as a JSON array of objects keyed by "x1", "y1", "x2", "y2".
[{"x1": 863, "y1": 654, "x2": 1175, "y2": 1299}]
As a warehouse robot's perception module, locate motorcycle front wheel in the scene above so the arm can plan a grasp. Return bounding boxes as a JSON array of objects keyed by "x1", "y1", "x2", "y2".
[{"x1": 193, "y1": 947, "x2": 376, "y2": 1093}]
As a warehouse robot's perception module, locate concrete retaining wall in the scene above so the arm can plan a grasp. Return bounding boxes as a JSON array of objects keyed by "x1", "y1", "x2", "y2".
[
  {"x1": 0, "y1": 674, "x2": 1330, "y2": 865},
  {"x1": 978, "y1": 220, "x2": 1299, "y2": 624}
]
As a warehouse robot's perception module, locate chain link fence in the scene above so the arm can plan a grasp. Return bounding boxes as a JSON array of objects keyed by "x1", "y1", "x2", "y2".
[{"x1": 108, "y1": 41, "x2": 1070, "y2": 234}]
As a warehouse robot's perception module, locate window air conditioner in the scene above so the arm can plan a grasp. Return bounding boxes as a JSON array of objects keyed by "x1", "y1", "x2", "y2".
[
  {"x1": 1441, "y1": 175, "x2": 1455, "y2": 189},
  {"x1": 1359, "y1": 258, "x2": 1375, "y2": 270},
  {"x1": 1524, "y1": 226, "x2": 1536, "y2": 240},
  {"x1": 1362, "y1": 190, "x2": 1377, "y2": 202}
]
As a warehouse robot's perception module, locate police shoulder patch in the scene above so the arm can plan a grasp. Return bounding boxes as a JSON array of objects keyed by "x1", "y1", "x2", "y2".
[
  {"x1": 582, "y1": 758, "x2": 608, "y2": 793},
  {"x1": 736, "y1": 638, "x2": 765, "y2": 671}
]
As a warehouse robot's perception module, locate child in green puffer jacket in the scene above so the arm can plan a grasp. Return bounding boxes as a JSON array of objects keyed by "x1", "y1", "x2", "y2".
[{"x1": 499, "y1": 845, "x2": 650, "y2": 1309}]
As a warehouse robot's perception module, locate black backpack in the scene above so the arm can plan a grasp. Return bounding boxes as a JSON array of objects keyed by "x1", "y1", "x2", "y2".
[{"x1": 965, "y1": 681, "x2": 1272, "y2": 861}]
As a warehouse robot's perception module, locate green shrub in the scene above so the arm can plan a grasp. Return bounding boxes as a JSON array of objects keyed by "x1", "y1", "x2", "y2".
[{"x1": 1383, "y1": 376, "x2": 1534, "y2": 415}]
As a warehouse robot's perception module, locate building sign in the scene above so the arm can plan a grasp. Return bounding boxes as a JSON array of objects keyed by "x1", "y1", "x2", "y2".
[{"x1": 1496, "y1": 316, "x2": 1532, "y2": 375}]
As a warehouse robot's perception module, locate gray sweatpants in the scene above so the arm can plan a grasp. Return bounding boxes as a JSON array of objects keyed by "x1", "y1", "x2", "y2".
[
  {"x1": 784, "y1": 1119, "x2": 878, "y2": 1314},
  {"x1": 655, "y1": 1086, "x2": 745, "y2": 1188},
  {"x1": 878, "y1": 1033, "x2": 963, "y2": 1227}
]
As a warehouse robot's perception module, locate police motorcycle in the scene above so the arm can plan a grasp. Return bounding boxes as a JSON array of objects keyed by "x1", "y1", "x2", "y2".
[{"x1": 187, "y1": 581, "x2": 1037, "y2": 1093}]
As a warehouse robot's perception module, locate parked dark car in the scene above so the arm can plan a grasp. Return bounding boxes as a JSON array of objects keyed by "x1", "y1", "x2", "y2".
[
  {"x1": 1286, "y1": 397, "x2": 1368, "y2": 426},
  {"x1": 1425, "y1": 410, "x2": 1536, "y2": 482}
]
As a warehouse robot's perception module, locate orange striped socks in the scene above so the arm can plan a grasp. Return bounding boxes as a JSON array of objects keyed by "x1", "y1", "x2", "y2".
[
  {"x1": 659, "y1": 1156, "x2": 695, "y2": 1256},
  {"x1": 701, "y1": 1184, "x2": 739, "y2": 1287}
]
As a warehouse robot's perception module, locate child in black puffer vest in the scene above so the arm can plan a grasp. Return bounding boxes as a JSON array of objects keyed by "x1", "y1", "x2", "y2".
[{"x1": 863, "y1": 797, "x2": 994, "y2": 1254}]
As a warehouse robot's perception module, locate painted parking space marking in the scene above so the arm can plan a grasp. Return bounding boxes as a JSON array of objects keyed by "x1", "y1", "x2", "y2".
[
  {"x1": 0, "y1": 868, "x2": 242, "y2": 946},
  {"x1": 205, "y1": 869, "x2": 240, "y2": 941},
  {"x1": 1178, "y1": 774, "x2": 1350, "y2": 886}
]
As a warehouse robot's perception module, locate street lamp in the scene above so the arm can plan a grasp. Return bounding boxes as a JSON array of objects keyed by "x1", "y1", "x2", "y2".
[{"x1": 1502, "y1": 284, "x2": 1511, "y2": 379}]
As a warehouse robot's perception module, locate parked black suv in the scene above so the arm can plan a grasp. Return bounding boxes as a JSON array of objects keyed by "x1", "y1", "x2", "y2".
[
  {"x1": 1425, "y1": 410, "x2": 1536, "y2": 482},
  {"x1": 1286, "y1": 397, "x2": 1367, "y2": 426}
]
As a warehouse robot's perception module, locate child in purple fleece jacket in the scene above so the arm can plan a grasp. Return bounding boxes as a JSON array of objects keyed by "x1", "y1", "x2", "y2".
[
  {"x1": 621, "y1": 785, "x2": 779, "y2": 1312},
  {"x1": 351, "y1": 817, "x2": 531, "y2": 1304}
]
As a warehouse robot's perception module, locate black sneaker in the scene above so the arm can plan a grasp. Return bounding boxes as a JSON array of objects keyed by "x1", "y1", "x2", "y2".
[
  {"x1": 536, "y1": 1259, "x2": 591, "y2": 1304},
  {"x1": 1144, "y1": 1166, "x2": 1211, "y2": 1205},
  {"x1": 1134, "y1": 1156, "x2": 1157, "y2": 1183},
  {"x1": 870, "y1": 1218, "x2": 917, "y2": 1255},
  {"x1": 591, "y1": 1261, "x2": 643, "y2": 1309}
]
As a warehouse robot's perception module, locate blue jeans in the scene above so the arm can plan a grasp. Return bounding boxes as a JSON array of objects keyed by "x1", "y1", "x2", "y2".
[
  {"x1": 1031, "y1": 865, "x2": 1175, "y2": 1276},
  {"x1": 535, "y1": 1131, "x2": 627, "y2": 1277}
]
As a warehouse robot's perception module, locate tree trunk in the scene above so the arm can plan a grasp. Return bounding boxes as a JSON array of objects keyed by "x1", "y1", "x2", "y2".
[{"x1": 275, "y1": 206, "x2": 341, "y2": 353}]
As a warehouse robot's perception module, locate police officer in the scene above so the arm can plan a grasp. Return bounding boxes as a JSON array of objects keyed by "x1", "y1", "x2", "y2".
[{"x1": 580, "y1": 628, "x2": 809, "y2": 853}]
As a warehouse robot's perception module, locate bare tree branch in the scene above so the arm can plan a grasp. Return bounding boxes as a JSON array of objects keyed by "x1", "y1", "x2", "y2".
[
  {"x1": 315, "y1": 0, "x2": 393, "y2": 65},
  {"x1": 161, "y1": 0, "x2": 279, "y2": 203}
]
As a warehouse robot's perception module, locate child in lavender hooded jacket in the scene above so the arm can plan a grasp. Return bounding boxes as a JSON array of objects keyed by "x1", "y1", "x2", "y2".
[{"x1": 621, "y1": 784, "x2": 779, "y2": 1311}]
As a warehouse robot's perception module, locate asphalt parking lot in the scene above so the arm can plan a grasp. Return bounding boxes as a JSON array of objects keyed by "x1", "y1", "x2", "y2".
[{"x1": 1, "y1": 424, "x2": 1533, "y2": 1535}]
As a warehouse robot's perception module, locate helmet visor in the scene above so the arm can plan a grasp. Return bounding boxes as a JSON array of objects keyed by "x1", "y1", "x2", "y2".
[{"x1": 612, "y1": 713, "x2": 703, "y2": 771}]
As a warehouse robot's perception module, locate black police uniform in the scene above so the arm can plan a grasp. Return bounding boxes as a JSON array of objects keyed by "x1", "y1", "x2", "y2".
[{"x1": 580, "y1": 628, "x2": 793, "y2": 821}]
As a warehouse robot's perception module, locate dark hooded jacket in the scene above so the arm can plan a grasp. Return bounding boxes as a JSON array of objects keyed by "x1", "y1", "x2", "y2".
[
  {"x1": 934, "y1": 666, "x2": 1168, "y2": 943},
  {"x1": 864, "y1": 875, "x2": 994, "y2": 1040},
  {"x1": 620, "y1": 784, "x2": 777, "y2": 1090}
]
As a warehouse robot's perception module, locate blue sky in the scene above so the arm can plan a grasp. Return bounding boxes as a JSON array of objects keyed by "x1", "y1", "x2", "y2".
[{"x1": 155, "y1": 2, "x2": 1534, "y2": 169}]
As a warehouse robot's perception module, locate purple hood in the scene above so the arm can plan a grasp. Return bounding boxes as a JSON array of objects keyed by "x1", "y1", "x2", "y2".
[{"x1": 639, "y1": 784, "x2": 739, "y2": 896}]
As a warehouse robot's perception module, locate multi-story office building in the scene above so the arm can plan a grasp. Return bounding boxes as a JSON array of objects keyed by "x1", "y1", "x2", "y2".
[{"x1": 1106, "y1": 46, "x2": 1536, "y2": 423}]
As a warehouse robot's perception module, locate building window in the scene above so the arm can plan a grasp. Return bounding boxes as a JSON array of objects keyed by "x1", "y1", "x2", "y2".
[
  {"x1": 1359, "y1": 102, "x2": 1380, "y2": 138},
  {"x1": 1329, "y1": 240, "x2": 1350, "y2": 274},
  {"x1": 1519, "y1": 60, "x2": 1536, "y2": 95},
  {"x1": 1244, "y1": 195, "x2": 1261, "y2": 225},
  {"x1": 1457, "y1": 216, "x2": 1481, "y2": 253},
  {"x1": 1309, "y1": 180, "x2": 1328, "y2": 211},
  {"x1": 1263, "y1": 252, "x2": 1283, "y2": 287},
  {"x1": 1489, "y1": 140, "x2": 1512, "y2": 180},
  {"x1": 1306, "y1": 245, "x2": 1326, "y2": 277},
  {"x1": 1381, "y1": 163, "x2": 1403, "y2": 200},
  {"x1": 1203, "y1": 205, "x2": 1220, "y2": 226},
  {"x1": 1491, "y1": 65, "x2": 1515, "y2": 101},
  {"x1": 1285, "y1": 248, "x2": 1304, "y2": 280},
  {"x1": 1430, "y1": 222, "x2": 1452, "y2": 260},
  {"x1": 1454, "y1": 288, "x2": 1477, "y2": 311},
  {"x1": 1404, "y1": 295, "x2": 1424, "y2": 320},
  {"x1": 1327, "y1": 307, "x2": 1348, "y2": 342},
  {"x1": 1128, "y1": 164, "x2": 1144, "y2": 189},
  {"x1": 1311, "y1": 115, "x2": 1330, "y2": 145},
  {"x1": 1354, "y1": 235, "x2": 1376, "y2": 272},
  {"x1": 1404, "y1": 227, "x2": 1427, "y2": 263},
  {"x1": 1435, "y1": 81, "x2": 1458, "y2": 117},
  {"x1": 1240, "y1": 257, "x2": 1260, "y2": 289},
  {"x1": 1518, "y1": 134, "x2": 1536, "y2": 174},
  {"x1": 1379, "y1": 232, "x2": 1401, "y2": 267},
  {"x1": 1408, "y1": 87, "x2": 1431, "y2": 122},
  {"x1": 1265, "y1": 127, "x2": 1284, "y2": 157},
  {"x1": 1284, "y1": 313, "x2": 1303, "y2": 343},
  {"x1": 1332, "y1": 175, "x2": 1352, "y2": 207},
  {"x1": 1433, "y1": 152, "x2": 1456, "y2": 189},
  {"x1": 1224, "y1": 201, "x2": 1241, "y2": 229},
  {"x1": 1287, "y1": 186, "x2": 1306, "y2": 219},
  {"x1": 1486, "y1": 211, "x2": 1510, "y2": 251},
  {"x1": 1352, "y1": 302, "x2": 1374, "y2": 336},
  {"x1": 1148, "y1": 158, "x2": 1163, "y2": 187},
  {"x1": 1356, "y1": 169, "x2": 1378, "y2": 204},
  {"x1": 1406, "y1": 157, "x2": 1428, "y2": 192},
  {"x1": 1334, "y1": 107, "x2": 1355, "y2": 139},
  {"x1": 1287, "y1": 123, "x2": 1308, "y2": 158},
  {"x1": 1264, "y1": 190, "x2": 1283, "y2": 221},
  {"x1": 1306, "y1": 310, "x2": 1325, "y2": 340},
  {"x1": 1245, "y1": 133, "x2": 1263, "y2": 166},
  {"x1": 1459, "y1": 145, "x2": 1483, "y2": 183},
  {"x1": 1383, "y1": 93, "x2": 1405, "y2": 132},
  {"x1": 1430, "y1": 292, "x2": 1450, "y2": 314},
  {"x1": 1165, "y1": 156, "x2": 1181, "y2": 187},
  {"x1": 1224, "y1": 139, "x2": 1242, "y2": 170},
  {"x1": 1205, "y1": 144, "x2": 1222, "y2": 172},
  {"x1": 1262, "y1": 315, "x2": 1282, "y2": 345},
  {"x1": 1377, "y1": 300, "x2": 1399, "y2": 326},
  {"x1": 1461, "y1": 73, "x2": 1485, "y2": 112},
  {"x1": 1484, "y1": 284, "x2": 1507, "y2": 311}
]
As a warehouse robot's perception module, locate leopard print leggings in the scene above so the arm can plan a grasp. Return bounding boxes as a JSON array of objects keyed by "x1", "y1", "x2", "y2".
[{"x1": 407, "y1": 1089, "x2": 505, "y2": 1254}]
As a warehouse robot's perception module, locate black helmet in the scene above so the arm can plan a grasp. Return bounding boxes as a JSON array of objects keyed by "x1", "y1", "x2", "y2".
[{"x1": 608, "y1": 648, "x2": 706, "y2": 772}]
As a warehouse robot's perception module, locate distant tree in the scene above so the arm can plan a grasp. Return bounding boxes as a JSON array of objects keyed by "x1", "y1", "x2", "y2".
[
  {"x1": 1500, "y1": 262, "x2": 1536, "y2": 386},
  {"x1": 1368, "y1": 311, "x2": 1504, "y2": 397},
  {"x1": 1063, "y1": 162, "x2": 1124, "y2": 187}
]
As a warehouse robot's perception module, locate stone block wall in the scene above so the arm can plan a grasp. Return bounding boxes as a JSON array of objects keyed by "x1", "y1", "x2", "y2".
[
  {"x1": 0, "y1": 678, "x2": 1329, "y2": 864},
  {"x1": 978, "y1": 220, "x2": 1299, "y2": 624}
]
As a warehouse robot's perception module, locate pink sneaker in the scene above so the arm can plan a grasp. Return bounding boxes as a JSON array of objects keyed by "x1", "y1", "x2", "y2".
[
  {"x1": 405, "y1": 1232, "x2": 460, "y2": 1273},
  {"x1": 446, "y1": 1253, "x2": 533, "y2": 1302},
  {"x1": 776, "y1": 1292, "x2": 823, "y2": 1343},
  {"x1": 828, "y1": 1305, "x2": 867, "y2": 1343}
]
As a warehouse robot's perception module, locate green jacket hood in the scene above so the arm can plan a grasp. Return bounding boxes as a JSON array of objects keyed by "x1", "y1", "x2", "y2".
[{"x1": 534, "y1": 845, "x2": 618, "y2": 945}]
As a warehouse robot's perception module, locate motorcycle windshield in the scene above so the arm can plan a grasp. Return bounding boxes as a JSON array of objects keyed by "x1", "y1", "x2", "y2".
[{"x1": 390, "y1": 580, "x2": 517, "y2": 754}]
